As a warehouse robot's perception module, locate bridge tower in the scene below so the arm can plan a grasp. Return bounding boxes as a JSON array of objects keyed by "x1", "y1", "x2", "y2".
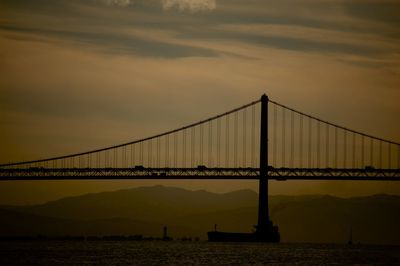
[{"x1": 256, "y1": 94, "x2": 280, "y2": 241}]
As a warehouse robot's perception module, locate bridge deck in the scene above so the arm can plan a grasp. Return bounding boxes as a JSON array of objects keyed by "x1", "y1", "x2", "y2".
[{"x1": 0, "y1": 167, "x2": 399, "y2": 181}]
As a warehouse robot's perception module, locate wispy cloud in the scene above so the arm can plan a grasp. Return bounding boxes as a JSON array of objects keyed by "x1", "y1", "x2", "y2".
[
  {"x1": 162, "y1": 0, "x2": 216, "y2": 12},
  {"x1": 100, "y1": 0, "x2": 131, "y2": 7}
]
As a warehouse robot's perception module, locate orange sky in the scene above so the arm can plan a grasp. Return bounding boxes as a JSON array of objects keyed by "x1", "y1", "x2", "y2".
[{"x1": 0, "y1": 0, "x2": 400, "y2": 204}]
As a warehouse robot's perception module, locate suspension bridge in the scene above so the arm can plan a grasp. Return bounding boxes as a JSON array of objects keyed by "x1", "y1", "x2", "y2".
[{"x1": 1, "y1": 94, "x2": 399, "y2": 181}]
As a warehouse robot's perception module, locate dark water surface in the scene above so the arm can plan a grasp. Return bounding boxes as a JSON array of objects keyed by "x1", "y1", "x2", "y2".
[{"x1": 0, "y1": 241, "x2": 399, "y2": 265}]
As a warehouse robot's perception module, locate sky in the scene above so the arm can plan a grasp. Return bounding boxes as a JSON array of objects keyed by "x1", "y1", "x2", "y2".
[{"x1": 0, "y1": 0, "x2": 400, "y2": 205}]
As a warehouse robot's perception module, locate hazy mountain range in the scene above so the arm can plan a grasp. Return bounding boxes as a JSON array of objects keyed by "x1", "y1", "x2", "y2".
[{"x1": 0, "y1": 185, "x2": 399, "y2": 245}]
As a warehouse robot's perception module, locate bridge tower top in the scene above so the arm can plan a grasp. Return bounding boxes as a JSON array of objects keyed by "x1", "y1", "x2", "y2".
[{"x1": 261, "y1": 93, "x2": 269, "y2": 102}]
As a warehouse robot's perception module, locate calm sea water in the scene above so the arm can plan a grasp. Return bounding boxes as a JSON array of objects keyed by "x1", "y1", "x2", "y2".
[{"x1": 0, "y1": 241, "x2": 399, "y2": 265}]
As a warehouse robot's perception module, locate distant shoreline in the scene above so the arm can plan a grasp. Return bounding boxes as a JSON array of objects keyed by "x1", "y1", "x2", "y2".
[{"x1": 0, "y1": 235, "x2": 198, "y2": 242}]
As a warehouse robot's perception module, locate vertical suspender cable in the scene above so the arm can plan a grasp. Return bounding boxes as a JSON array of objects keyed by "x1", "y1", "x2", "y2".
[
  {"x1": 140, "y1": 142, "x2": 143, "y2": 165},
  {"x1": 174, "y1": 133, "x2": 178, "y2": 168},
  {"x1": 191, "y1": 127, "x2": 195, "y2": 167},
  {"x1": 352, "y1": 132, "x2": 356, "y2": 168},
  {"x1": 361, "y1": 135, "x2": 364, "y2": 168},
  {"x1": 325, "y1": 124, "x2": 329, "y2": 168},
  {"x1": 106, "y1": 150, "x2": 109, "y2": 168},
  {"x1": 334, "y1": 126, "x2": 338, "y2": 168},
  {"x1": 343, "y1": 131, "x2": 347, "y2": 168},
  {"x1": 273, "y1": 104, "x2": 277, "y2": 167},
  {"x1": 370, "y1": 138, "x2": 374, "y2": 167},
  {"x1": 226, "y1": 115, "x2": 230, "y2": 167},
  {"x1": 148, "y1": 140, "x2": 152, "y2": 167},
  {"x1": 282, "y1": 107, "x2": 286, "y2": 167},
  {"x1": 166, "y1": 135, "x2": 169, "y2": 167},
  {"x1": 119, "y1": 147, "x2": 122, "y2": 168},
  {"x1": 290, "y1": 110, "x2": 294, "y2": 168},
  {"x1": 299, "y1": 114, "x2": 303, "y2": 168},
  {"x1": 157, "y1": 138, "x2": 160, "y2": 168},
  {"x1": 200, "y1": 123, "x2": 204, "y2": 165},
  {"x1": 308, "y1": 116, "x2": 312, "y2": 168},
  {"x1": 114, "y1": 148, "x2": 117, "y2": 168},
  {"x1": 234, "y1": 111, "x2": 238, "y2": 167},
  {"x1": 131, "y1": 144, "x2": 135, "y2": 167},
  {"x1": 316, "y1": 121, "x2": 320, "y2": 168},
  {"x1": 243, "y1": 108, "x2": 247, "y2": 167},
  {"x1": 251, "y1": 104, "x2": 255, "y2": 167},
  {"x1": 379, "y1": 140, "x2": 382, "y2": 168},
  {"x1": 217, "y1": 118, "x2": 221, "y2": 167},
  {"x1": 182, "y1": 129, "x2": 186, "y2": 168},
  {"x1": 208, "y1": 121, "x2": 212, "y2": 167},
  {"x1": 123, "y1": 146, "x2": 126, "y2": 168}
]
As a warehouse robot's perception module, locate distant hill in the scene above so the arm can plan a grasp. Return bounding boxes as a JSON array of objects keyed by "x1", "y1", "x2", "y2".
[
  {"x1": 1, "y1": 186, "x2": 399, "y2": 244},
  {"x1": 7, "y1": 185, "x2": 257, "y2": 221}
]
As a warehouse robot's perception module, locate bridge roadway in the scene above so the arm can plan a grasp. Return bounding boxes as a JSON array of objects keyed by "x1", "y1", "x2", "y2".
[{"x1": 0, "y1": 167, "x2": 399, "y2": 181}]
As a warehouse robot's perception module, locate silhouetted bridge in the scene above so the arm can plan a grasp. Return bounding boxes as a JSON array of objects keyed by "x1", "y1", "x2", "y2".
[{"x1": 1, "y1": 95, "x2": 399, "y2": 181}]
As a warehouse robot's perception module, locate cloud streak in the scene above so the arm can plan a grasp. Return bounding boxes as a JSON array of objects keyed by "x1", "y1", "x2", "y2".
[
  {"x1": 101, "y1": 0, "x2": 131, "y2": 7},
  {"x1": 162, "y1": 0, "x2": 216, "y2": 12}
]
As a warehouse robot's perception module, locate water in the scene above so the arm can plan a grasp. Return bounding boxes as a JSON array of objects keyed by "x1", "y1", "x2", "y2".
[{"x1": 0, "y1": 241, "x2": 399, "y2": 265}]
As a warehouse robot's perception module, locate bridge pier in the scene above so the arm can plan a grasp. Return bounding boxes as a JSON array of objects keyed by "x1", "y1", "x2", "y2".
[{"x1": 256, "y1": 94, "x2": 280, "y2": 241}]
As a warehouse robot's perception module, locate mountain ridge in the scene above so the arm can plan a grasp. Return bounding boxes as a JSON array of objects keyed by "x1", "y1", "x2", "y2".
[{"x1": 0, "y1": 185, "x2": 399, "y2": 244}]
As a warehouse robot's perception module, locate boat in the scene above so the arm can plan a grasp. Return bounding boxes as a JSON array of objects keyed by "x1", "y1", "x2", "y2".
[{"x1": 208, "y1": 222, "x2": 280, "y2": 243}]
